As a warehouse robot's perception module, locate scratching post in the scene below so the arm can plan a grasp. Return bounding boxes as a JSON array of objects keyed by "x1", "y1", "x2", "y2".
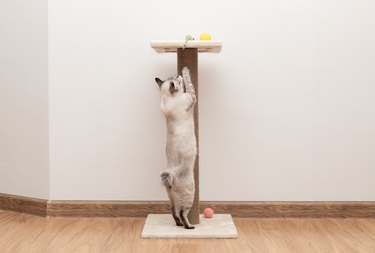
[
  {"x1": 150, "y1": 40, "x2": 222, "y2": 226},
  {"x1": 177, "y1": 48, "x2": 199, "y2": 224},
  {"x1": 143, "y1": 40, "x2": 237, "y2": 239}
]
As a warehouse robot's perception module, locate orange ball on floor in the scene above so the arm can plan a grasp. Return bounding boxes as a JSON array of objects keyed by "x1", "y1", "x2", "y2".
[{"x1": 203, "y1": 208, "x2": 214, "y2": 218}]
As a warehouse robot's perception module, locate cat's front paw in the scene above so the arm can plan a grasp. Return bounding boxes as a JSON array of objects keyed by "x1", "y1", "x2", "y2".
[{"x1": 182, "y1": 66, "x2": 190, "y2": 75}]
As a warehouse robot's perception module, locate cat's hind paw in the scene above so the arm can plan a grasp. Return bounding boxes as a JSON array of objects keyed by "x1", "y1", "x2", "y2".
[{"x1": 175, "y1": 221, "x2": 184, "y2": 226}]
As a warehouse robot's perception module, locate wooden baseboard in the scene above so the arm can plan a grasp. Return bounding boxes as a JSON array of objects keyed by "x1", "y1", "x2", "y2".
[
  {"x1": 1, "y1": 193, "x2": 375, "y2": 218},
  {"x1": 47, "y1": 201, "x2": 170, "y2": 217},
  {"x1": 201, "y1": 201, "x2": 375, "y2": 218},
  {"x1": 47, "y1": 200, "x2": 375, "y2": 218},
  {"x1": 0, "y1": 193, "x2": 47, "y2": 217}
]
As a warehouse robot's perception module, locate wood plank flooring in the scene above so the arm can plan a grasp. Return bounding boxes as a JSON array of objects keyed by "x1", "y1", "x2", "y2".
[{"x1": 0, "y1": 210, "x2": 375, "y2": 253}]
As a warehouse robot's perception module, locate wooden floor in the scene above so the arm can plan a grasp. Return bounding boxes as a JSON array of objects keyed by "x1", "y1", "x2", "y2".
[{"x1": 1, "y1": 210, "x2": 375, "y2": 253}]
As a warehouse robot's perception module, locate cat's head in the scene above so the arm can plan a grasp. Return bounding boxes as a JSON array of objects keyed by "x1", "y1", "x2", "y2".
[{"x1": 155, "y1": 74, "x2": 185, "y2": 96}]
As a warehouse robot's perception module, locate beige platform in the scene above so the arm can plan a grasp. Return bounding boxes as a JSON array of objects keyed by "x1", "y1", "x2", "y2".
[
  {"x1": 150, "y1": 40, "x2": 223, "y2": 53},
  {"x1": 141, "y1": 214, "x2": 238, "y2": 239}
]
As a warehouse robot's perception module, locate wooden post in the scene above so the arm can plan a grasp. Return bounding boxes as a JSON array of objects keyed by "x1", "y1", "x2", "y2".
[{"x1": 177, "y1": 48, "x2": 199, "y2": 225}]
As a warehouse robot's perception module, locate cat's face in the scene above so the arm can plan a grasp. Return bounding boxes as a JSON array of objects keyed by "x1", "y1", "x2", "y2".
[{"x1": 155, "y1": 75, "x2": 185, "y2": 97}]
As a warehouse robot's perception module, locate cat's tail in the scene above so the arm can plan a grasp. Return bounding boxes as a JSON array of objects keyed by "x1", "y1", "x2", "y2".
[{"x1": 160, "y1": 170, "x2": 173, "y2": 187}]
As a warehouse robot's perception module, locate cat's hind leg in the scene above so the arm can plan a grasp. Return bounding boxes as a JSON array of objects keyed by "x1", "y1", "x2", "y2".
[
  {"x1": 180, "y1": 207, "x2": 195, "y2": 229},
  {"x1": 171, "y1": 205, "x2": 183, "y2": 226},
  {"x1": 165, "y1": 186, "x2": 183, "y2": 227}
]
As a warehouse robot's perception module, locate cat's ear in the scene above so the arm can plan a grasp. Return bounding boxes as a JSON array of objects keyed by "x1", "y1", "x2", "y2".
[{"x1": 155, "y1": 77, "x2": 164, "y2": 87}]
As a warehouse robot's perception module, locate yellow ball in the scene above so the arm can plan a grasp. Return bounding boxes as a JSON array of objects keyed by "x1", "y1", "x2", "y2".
[{"x1": 200, "y1": 33, "x2": 212, "y2": 40}]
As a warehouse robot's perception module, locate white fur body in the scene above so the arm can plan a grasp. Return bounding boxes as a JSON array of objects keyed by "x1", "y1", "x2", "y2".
[{"x1": 156, "y1": 67, "x2": 197, "y2": 229}]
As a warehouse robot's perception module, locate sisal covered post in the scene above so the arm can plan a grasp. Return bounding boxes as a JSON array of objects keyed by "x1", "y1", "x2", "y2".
[{"x1": 177, "y1": 48, "x2": 199, "y2": 225}]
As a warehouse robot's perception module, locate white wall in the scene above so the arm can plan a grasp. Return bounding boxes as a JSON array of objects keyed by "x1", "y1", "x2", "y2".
[
  {"x1": 48, "y1": 0, "x2": 375, "y2": 201},
  {"x1": 0, "y1": 0, "x2": 49, "y2": 199}
]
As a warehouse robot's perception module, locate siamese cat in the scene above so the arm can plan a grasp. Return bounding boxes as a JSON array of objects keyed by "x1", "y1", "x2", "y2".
[{"x1": 155, "y1": 66, "x2": 197, "y2": 229}]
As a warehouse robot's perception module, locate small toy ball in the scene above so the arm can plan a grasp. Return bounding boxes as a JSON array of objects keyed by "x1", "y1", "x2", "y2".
[
  {"x1": 185, "y1": 34, "x2": 195, "y2": 41},
  {"x1": 203, "y1": 208, "x2": 214, "y2": 218},
  {"x1": 200, "y1": 33, "x2": 212, "y2": 40}
]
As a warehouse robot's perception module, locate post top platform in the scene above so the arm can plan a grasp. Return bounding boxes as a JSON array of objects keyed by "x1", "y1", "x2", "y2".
[{"x1": 150, "y1": 40, "x2": 222, "y2": 53}]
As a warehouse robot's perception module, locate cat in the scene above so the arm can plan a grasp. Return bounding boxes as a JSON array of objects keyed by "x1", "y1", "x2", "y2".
[{"x1": 155, "y1": 66, "x2": 197, "y2": 229}]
